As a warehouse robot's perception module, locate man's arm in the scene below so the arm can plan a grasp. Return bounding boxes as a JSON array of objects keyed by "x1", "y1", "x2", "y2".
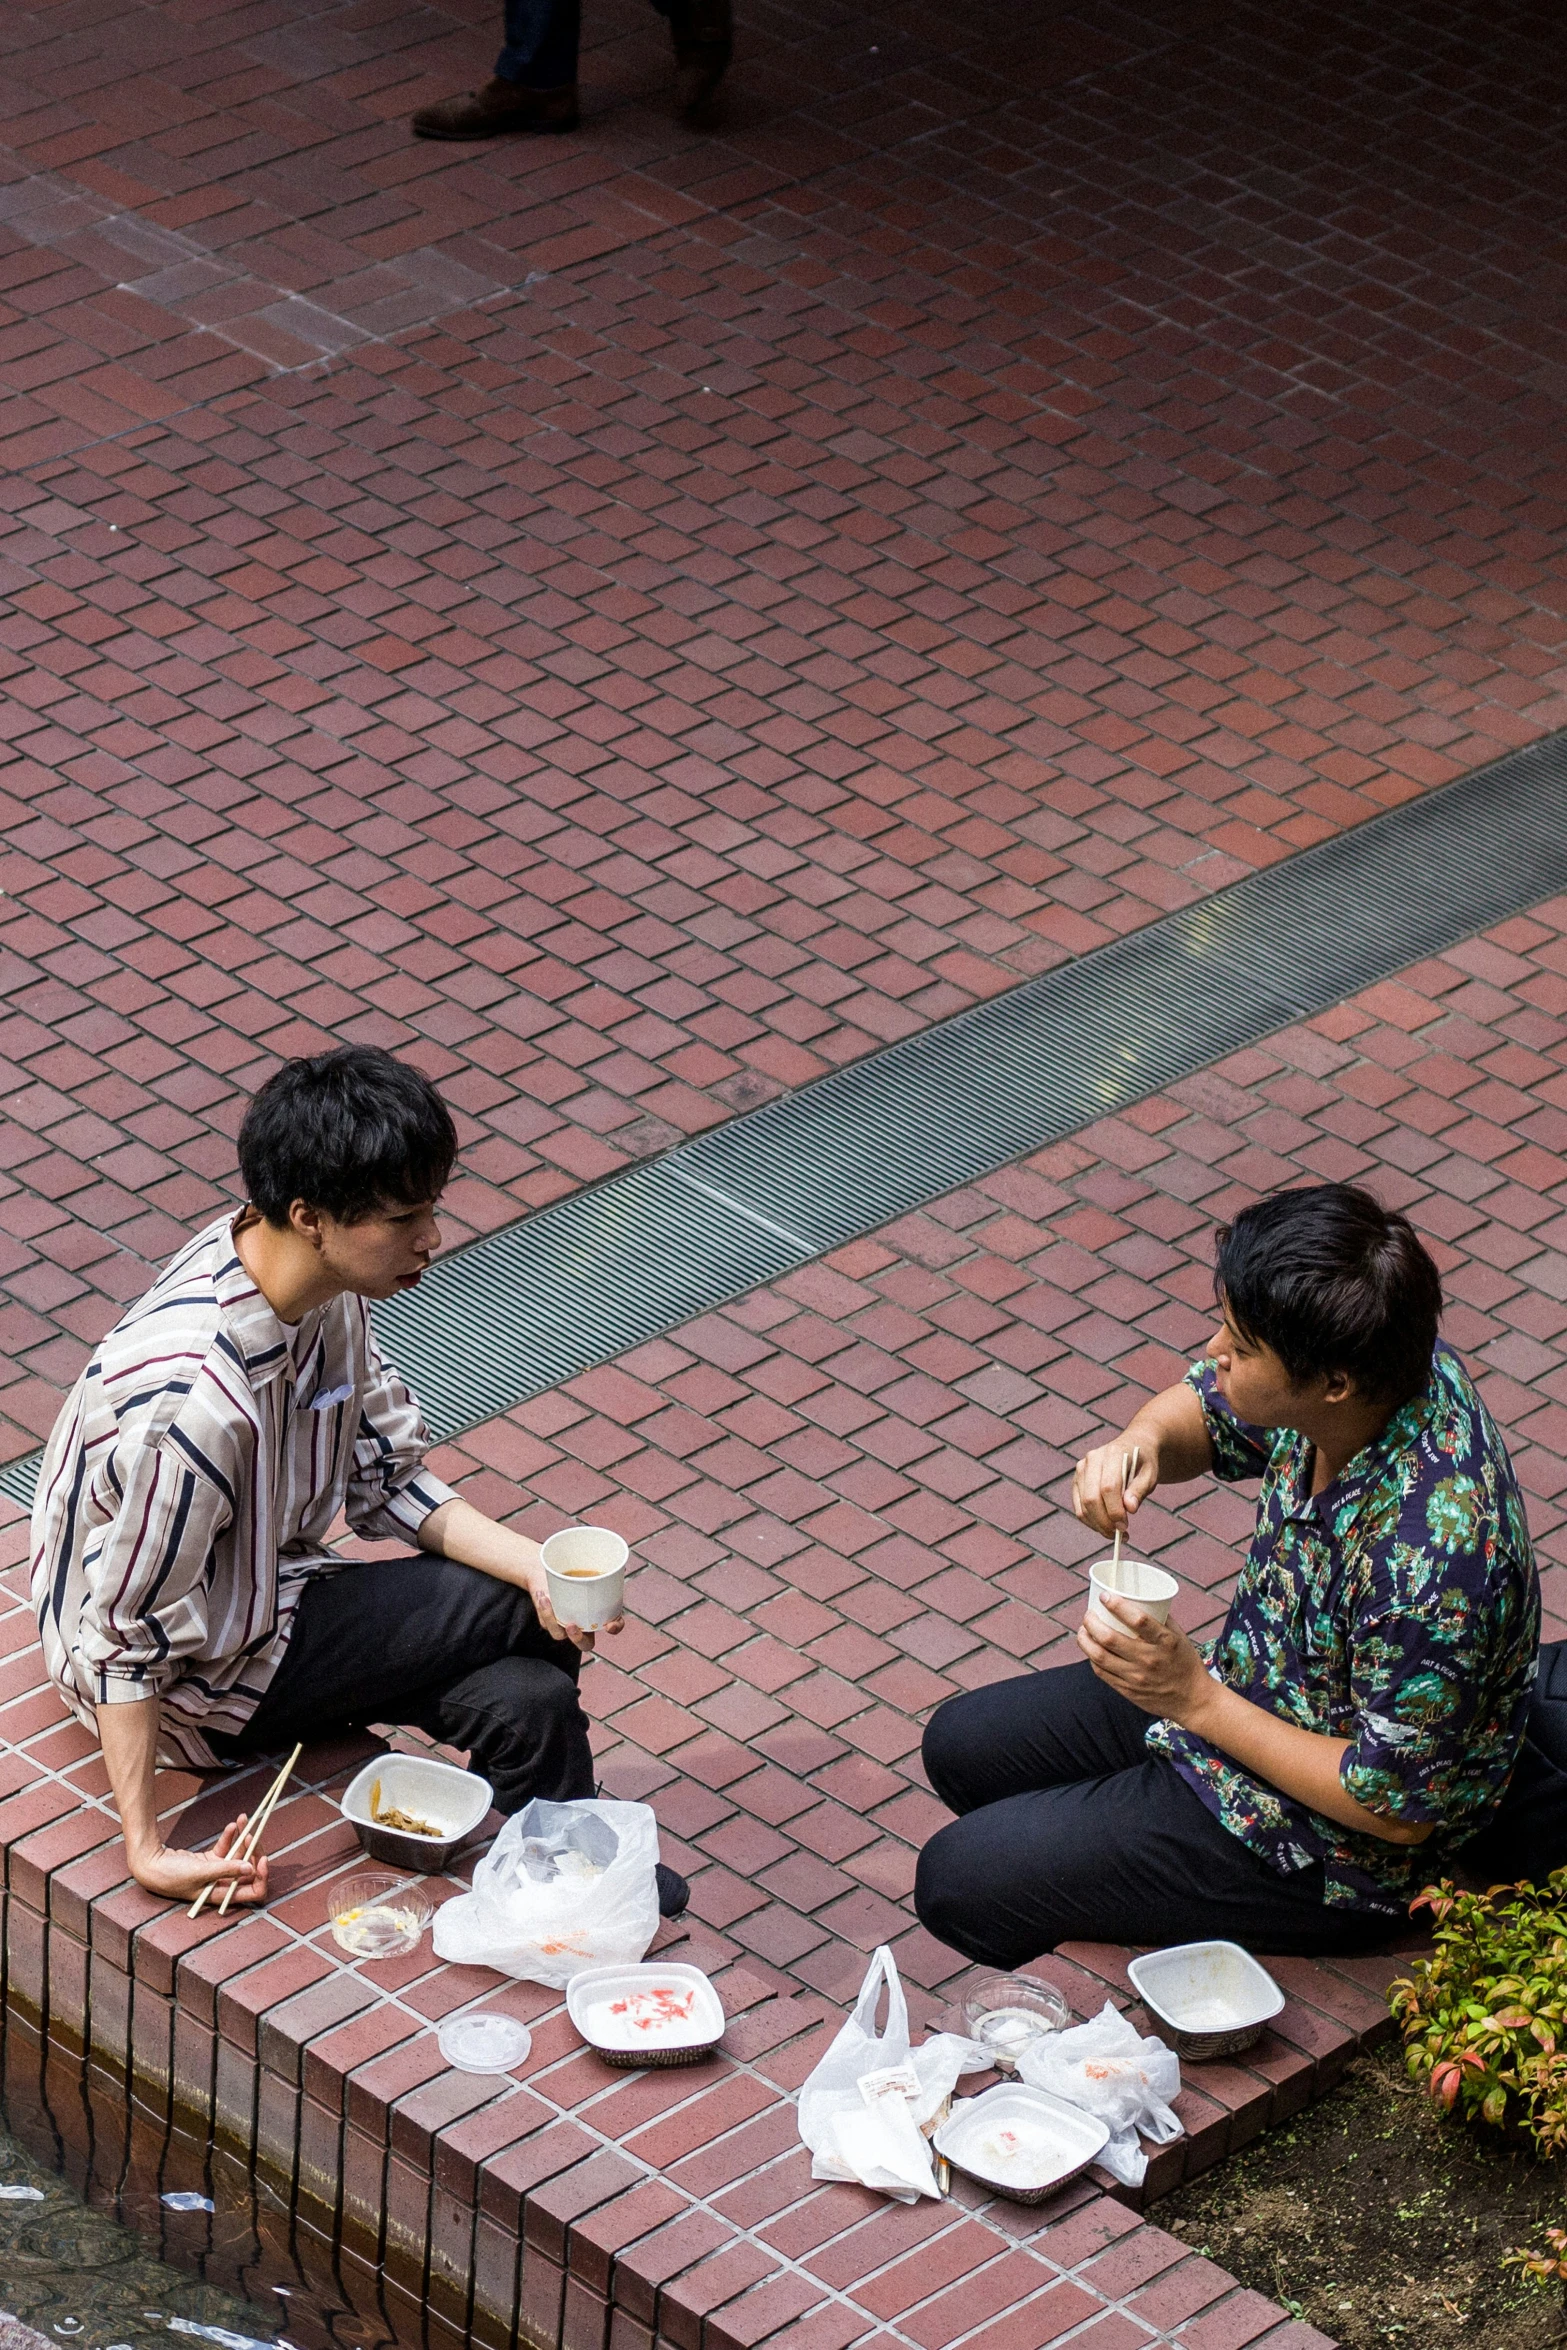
[
  {"x1": 417, "y1": 1498, "x2": 620, "y2": 1654},
  {"x1": 1073, "y1": 1377, "x2": 1216, "y2": 1536},
  {"x1": 1079, "y1": 1606, "x2": 1434, "y2": 1846},
  {"x1": 97, "y1": 1698, "x2": 273, "y2": 1902}
]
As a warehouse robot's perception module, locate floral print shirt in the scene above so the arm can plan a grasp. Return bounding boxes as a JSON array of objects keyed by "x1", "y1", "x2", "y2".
[{"x1": 1147, "y1": 1343, "x2": 1538, "y2": 1913}]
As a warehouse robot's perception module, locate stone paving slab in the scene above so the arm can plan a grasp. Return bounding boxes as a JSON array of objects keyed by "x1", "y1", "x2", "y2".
[
  {"x1": 5, "y1": 902, "x2": 1566, "y2": 2350},
  {"x1": 2, "y1": 0, "x2": 1567, "y2": 1449}
]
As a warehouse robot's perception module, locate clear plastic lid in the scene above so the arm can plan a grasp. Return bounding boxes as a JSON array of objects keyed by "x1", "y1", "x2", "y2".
[{"x1": 437, "y1": 2012, "x2": 533, "y2": 2074}]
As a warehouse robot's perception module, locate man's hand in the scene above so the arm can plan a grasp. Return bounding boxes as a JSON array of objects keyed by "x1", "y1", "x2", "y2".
[
  {"x1": 420, "y1": 1498, "x2": 624, "y2": 1655},
  {"x1": 1077, "y1": 1594, "x2": 1212, "y2": 1723},
  {"x1": 519, "y1": 1551, "x2": 623, "y2": 1656},
  {"x1": 129, "y1": 1815, "x2": 271, "y2": 1907},
  {"x1": 98, "y1": 1695, "x2": 274, "y2": 1911},
  {"x1": 1073, "y1": 1439, "x2": 1160, "y2": 1539}
]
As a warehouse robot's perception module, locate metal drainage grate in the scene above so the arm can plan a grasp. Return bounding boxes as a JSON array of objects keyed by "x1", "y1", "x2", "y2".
[{"x1": 2, "y1": 725, "x2": 1565, "y2": 1512}]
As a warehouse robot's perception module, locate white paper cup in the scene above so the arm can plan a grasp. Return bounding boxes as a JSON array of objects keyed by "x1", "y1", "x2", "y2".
[
  {"x1": 1086, "y1": 1555, "x2": 1178, "y2": 1629},
  {"x1": 541, "y1": 1525, "x2": 629, "y2": 1629}
]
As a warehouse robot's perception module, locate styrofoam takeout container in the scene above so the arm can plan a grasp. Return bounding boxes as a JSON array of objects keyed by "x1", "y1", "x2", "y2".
[
  {"x1": 1086, "y1": 1555, "x2": 1178, "y2": 1629},
  {"x1": 342, "y1": 1754, "x2": 493, "y2": 1872},
  {"x1": 1127, "y1": 1939, "x2": 1284, "y2": 2060},
  {"x1": 934, "y1": 2083, "x2": 1110, "y2": 2204},
  {"x1": 566, "y1": 1962, "x2": 725, "y2": 2068}
]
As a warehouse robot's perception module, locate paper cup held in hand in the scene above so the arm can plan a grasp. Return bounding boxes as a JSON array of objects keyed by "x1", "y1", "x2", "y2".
[
  {"x1": 1087, "y1": 1555, "x2": 1178, "y2": 1628},
  {"x1": 542, "y1": 1525, "x2": 629, "y2": 1628}
]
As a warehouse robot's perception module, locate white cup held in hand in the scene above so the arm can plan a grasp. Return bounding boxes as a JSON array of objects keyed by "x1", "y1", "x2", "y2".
[
  {"x1": 1086, "y1": 1555, "x2": 1178, "y2": 1630},
  {"x1": 541, "y1": 1525, "x2": 629, "y2": 1629}
]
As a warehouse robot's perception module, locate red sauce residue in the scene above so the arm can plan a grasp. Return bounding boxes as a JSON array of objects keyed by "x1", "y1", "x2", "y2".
[{"x1": 607, "y1": 1986, "x2": 697, "y2": 2033}]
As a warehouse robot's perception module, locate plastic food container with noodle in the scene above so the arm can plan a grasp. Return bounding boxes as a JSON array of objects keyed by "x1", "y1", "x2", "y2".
[
  {"x1": 566, "y1": 1962, "x2": 725, "y2": 2067},
  {"x1": 933, "y1": 2082, "x2": 1110, "y2": 2203},
  {"x1": 341, "y1": 1755, "x2": 493, "y2": 1871}
]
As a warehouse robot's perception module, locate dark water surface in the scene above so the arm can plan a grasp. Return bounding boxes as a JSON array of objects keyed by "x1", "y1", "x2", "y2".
[{"x1": 0, "y1": 2028, "x2": 392, "y2": 2350}]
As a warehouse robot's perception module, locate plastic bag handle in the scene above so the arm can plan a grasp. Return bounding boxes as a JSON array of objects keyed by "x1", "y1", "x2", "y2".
[{"x1": 850, "y1": 1944, "x2": 909, "y2": 2054}]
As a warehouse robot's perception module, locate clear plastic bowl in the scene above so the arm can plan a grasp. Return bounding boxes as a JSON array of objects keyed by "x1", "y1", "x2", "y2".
[
  {"x1": 963, "y1": 1972, "x2": 1071, "y2": 2071},
  {"x1": 328, "y1": 1875, "x2": 434, "y2": 1959}
]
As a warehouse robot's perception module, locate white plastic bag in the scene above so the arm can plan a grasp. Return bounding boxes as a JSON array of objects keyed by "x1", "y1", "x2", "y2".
[
  {"x1": 432, "y1": 1798, "x2": 659, "y2": 1987},
  {"x1": 797, "y1": 1945, "x2": 988, "y2": 2201},
  {"x1": 1017, "y1": 2001, "x2": 1183, "y2": 2185}
]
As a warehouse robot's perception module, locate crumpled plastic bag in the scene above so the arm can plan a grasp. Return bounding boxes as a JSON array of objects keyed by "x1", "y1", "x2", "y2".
[
  {"x1": 1017, "y1": 2001, "x2": 1183, "y2": 2184},
  {"x1": 797, "y1": 1944, "x2": 990, "y2": 2201},
  {"x1": 432, "y1": 1797, "x2": 658, "y2": 1987}
]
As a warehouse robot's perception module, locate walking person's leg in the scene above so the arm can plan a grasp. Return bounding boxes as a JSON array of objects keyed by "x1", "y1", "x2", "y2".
[
  {"x1": 413, "y1": 0, "x2": 581, "y2": 139},
  {"x1": 645, "y1": 0, "x2": 733, "y2": 123}
]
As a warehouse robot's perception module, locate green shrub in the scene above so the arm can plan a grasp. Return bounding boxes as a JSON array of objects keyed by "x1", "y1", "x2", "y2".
[
  {"x1": 1504, "y1": 2223, "x2": 1567, "y2": 2306},
  {"x1": 1388, "y1": 1873, "x2": 1567, "y2": 2152}
]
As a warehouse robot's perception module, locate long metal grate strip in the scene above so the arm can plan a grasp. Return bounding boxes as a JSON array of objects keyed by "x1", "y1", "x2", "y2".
[{"x1": 2, "y1": 728, "x2": 1564, "y2": 1510}]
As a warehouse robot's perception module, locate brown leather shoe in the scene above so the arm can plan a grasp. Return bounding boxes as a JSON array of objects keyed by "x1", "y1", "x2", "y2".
[
  {"x1": 667, "y1": 0, "x2": 732, "y2": 123},
  {"x1": 411, "y1": 77, "x2": 579, "y2": 139}
]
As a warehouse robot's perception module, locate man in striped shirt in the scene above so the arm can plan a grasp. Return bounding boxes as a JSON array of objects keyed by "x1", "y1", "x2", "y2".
[{"x1": 33, "y1": 1046, "x2": 684, "y2": 1916}]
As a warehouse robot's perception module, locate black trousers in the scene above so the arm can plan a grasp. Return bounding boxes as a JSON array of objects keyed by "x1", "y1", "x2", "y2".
[
  {"x1": 214, "y1": 1554, "x2": 594, "y2": 1812},
  {"x1": 917, "y1": 1662, "x2": 1438, "y2": 1967},
  {"x1": 916, "y1": 1650, "x2": 1567, "y2": 1968}
]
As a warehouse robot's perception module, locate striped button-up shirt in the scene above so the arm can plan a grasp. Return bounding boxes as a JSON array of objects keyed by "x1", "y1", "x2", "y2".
[{"x1": 32, "y1": 1214, "x2": 456, "y2": 1768}]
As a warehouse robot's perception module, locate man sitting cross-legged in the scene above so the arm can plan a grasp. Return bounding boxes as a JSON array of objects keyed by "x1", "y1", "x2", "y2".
[
  {"x1": 915, "y1": 1183, "x2": 1557, "y2": 1967},
  {"x1": 32, "y1": 1044, "x2": 687, "y2": 1918}
]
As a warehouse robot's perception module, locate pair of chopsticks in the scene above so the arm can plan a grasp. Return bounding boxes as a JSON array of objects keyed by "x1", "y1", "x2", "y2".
[
  {"x1": 1110, "y1": 1445, "x2": 1141, "y2": 1582},
  {"x1": 188, "y1": 1742, "x2": 302, "y2": 1920}
]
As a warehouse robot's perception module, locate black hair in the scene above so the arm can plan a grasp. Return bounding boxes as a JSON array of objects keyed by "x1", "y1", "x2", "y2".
[
  {"x1": 238, "y1": 1046, "x2": 457, "y2": 1226},
  {"x1": 1214, "y1": 1183, "x2": 1441, "y2": 1407}
]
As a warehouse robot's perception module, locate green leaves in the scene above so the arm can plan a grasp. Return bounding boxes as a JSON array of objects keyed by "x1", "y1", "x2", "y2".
[{"x1": 1390, "y1": 1867, "x2": 1567, "y2": 2154}]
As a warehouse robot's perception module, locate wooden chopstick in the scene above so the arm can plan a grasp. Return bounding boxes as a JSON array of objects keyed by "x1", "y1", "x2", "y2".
[
  {"x1": 188, "y1": 1742, "x2": 303, "y2": 1920},
  {"x1": 216, "y1": 1741, "x2": 303, "y2": 1914},
  {"x1": 1110, "y1": 1445, "x2": 1141, "y2": 1583}
]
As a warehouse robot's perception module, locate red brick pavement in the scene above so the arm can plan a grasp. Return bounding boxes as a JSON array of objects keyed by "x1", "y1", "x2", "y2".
[
  {"x1": 2, "y1": 0, "x2": 1567, "y2": 1450},
  {"x1": 4, "y1": 903, "x2": 1559, "y2": 2008},
  {"x1": 7, "y1": 901, "x2": 1558, "y2": 2350},
  {"x1": 435, "y1": 898, "x2": 1567, "y2": 2002}
]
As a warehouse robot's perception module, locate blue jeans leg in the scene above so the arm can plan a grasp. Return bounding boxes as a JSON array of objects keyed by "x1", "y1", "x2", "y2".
[{"x1": 496, "y1": 0, "x2": 580, "y2": 86}]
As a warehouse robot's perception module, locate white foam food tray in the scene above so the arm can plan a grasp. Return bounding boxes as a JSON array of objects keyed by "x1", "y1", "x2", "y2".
[
  {"x1": 341, "y1": 1755, "x2": 494, "y2": 1870},
  {"x1": 934, "y1": 2083, "x2": 1110, "y2": 2203},
  {"x1": 1126, "y1": 1940, "x2": 1284, "y2": 2056},
  {"x1": 566, "y1": 1963, "x2": 725, "y2": 2065}
]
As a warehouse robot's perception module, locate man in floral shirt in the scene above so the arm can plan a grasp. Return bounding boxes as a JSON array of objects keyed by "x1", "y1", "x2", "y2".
[{"x1": 916, "y1": 1184, "x2": 1544, "y2": 1963}]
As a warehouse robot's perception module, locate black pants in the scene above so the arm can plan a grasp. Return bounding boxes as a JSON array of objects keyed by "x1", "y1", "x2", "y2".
[
  {"x1": 215, "y1": 1554, "x2": 594, "y2": 1812},
  {"x1": 916, "y1": 1651, "x2": 1567, "y2": 1968},
  {"x1": 918, "y1": 1663, "x2": 1416, "y2": 1966}
]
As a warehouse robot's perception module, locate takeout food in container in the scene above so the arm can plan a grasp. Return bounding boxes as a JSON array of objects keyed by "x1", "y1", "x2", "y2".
[
  {"x1": 1126, "y1": 1939, "x2": 1284, "y2": 2060},
  {"x1": 566, "y1": 1962, "x2": 725, "y2": 2068},
  {"x1": 961, "y1": 1973, "x2": 1070, "y2": 2072},
  {"x1": 933, "y1": 2082, "x2": 1110, "y2": 2204},
  {"x1": 329, "y1": 1875, "x2": 434, "y2": 1959},
  {"x1": 342, "y1": 1754, "x2": 493, "y2": 1871}
]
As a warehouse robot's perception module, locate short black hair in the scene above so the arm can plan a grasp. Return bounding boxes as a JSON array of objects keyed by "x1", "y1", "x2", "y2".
[
  {"x1": 1214, "y1": 1183, "x2": 1441, "y2": 1407},
  {"x1": 238, "y1": 1046, "x2": 456, "y2": 1226}
]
